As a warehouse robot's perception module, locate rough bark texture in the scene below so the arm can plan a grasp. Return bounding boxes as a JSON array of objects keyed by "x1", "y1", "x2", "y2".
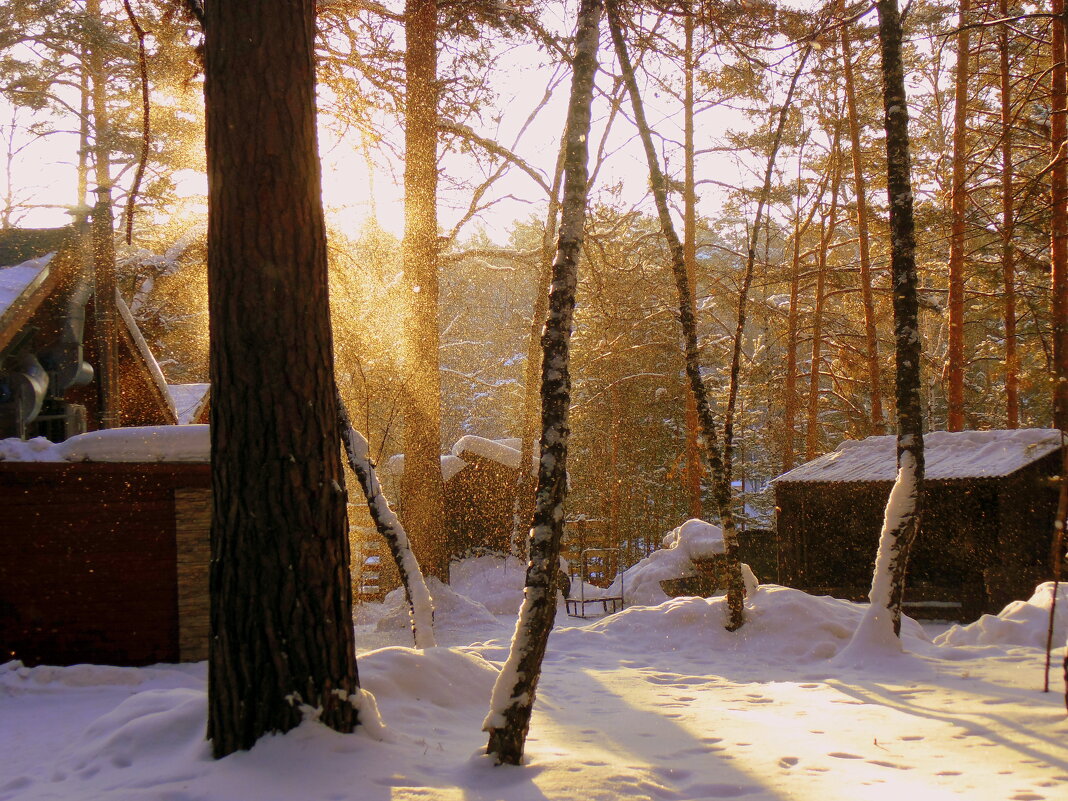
[
  {"x1": 204, "y1": 0, "x2": 359, "y2": 758},
  {"x1": 484, "y1": 0, "x2": 601, "y2": 764},
  {"x1": 875, "y1": 0, "x2": 926, "y2": 636},
  {"x1": 998, "y1": 0, "x2": 1019, "y2": 428},
  {"x1": 946, "y1": 0, "x2": 971, "y2": 432},
  {"x1": 402, "y1": 0, "x2": 448, "y2": 579},
  {"x1": 606, "y1": 0, "x2": 745, "y2": 630},
  {"x1": 338, "y1": 392, "x2": 436, "y2": 649},
  {"x1": 841, "y1": 22, "x2": 884, "y2": 434},
  {"x1": 1052, "y1": 1, "x2": 1068, "y2": 432}
]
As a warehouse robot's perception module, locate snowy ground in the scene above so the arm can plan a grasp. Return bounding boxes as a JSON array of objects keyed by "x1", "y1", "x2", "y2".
[{"x1": 2, "y1": 556, "x2": 1067, "y2": 801}]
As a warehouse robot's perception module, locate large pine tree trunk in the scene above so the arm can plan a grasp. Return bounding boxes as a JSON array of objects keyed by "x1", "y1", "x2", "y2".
[
  {"x1": 841, "y1": 22, "x2": 885, "y2": 434},
  {"x1": 402, "y1": 0, "x2": 448, "y2": 579},
  {"x1": 946, "y1": 0, "x2": 971, "y2": 431},
  {"x1": 204, "y1": 0, "x2": 360, "y2": 757},
  {"x1": 871, "y1": 0, "x2": 925, "y2": 638},
  {"x1": 606, "y1": 0, "x2": 745, "y2": 630},
  {"x1": 483, "y1": 0, "x2": 602, "y2": 765}
]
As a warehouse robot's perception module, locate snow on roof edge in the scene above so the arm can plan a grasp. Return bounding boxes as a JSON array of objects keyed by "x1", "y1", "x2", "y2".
[{"x1": 773, "y1": 428, "x2": 1062, "y2": 484}]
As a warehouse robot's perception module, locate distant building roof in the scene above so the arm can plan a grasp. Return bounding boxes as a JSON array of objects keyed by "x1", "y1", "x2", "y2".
[
  {"x1": 0, "y1": 253, "x2": 54, "y2": 333},
  {"x1": 774, "y1": 429, "x2": 1062, "y2": 484}
]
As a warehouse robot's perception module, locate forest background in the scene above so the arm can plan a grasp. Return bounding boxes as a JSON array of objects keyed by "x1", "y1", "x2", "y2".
[{"x1": 0, "y1": 0, "x2": 1052, "y2": 562}]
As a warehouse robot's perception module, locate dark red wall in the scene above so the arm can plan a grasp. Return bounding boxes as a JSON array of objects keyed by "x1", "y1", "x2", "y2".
[{"x1": 0, "y1": 461, "x2": 210, "y2": 666}]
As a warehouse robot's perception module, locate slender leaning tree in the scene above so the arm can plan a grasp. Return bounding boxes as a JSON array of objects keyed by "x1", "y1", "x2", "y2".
[
  {"x1": 484, "y1": 0, "x2": 603, "y2": 765},
  {"x1": 204, "y1": 0, "x2": 360, "y2": 757}
]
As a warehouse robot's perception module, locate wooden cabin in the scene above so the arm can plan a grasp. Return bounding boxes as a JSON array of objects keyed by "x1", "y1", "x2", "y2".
[
  {"x1": 773, "y1": 429, "x2": 1060, "y2": 620},
  {"x1": 0, "y1": 224, "x2": 176, "y2": 442},
  {"x1": 0, "y1": 428, "x2": 211, "y2": 666}
]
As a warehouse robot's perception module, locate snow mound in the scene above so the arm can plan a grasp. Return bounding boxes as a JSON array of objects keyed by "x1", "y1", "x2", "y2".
[
  {"x1": 935, "y1": 581, "x2": 1068, "y2": 649},
  {"x1": 0, "y1": 661, "x2": 201, "y2": 692},
  {"x1": 0, "y1": 436, "x2": 64, "y2": 462},
  {"x1": 376, "y1": 577, "x2": 499, "y2": 632},
  {"x1": 450, "y1": 554, "x2": 525, "y2": 615},
  {"x1": 565, "y1": 586, "x2": 929, "y2": 664},
  {"x1": 603, "y1": 519, "x2": 748, "y2": 606},
  {"x1": 68, "y1": 688, "x2": 209, "y2": 772},
  {"x1": 358, "y1": 646, "x2": 499, "y2": 710}
]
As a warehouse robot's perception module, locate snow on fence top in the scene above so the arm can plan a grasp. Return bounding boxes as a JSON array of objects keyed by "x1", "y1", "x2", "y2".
[
  {"x1": 0, "y1": 425, "x2": 209, "y2": 463},
  {"x1": 774, "y1": 428, "x2": 1062, "y2": 484},
  {"x1": 0, "y1": 253, "x2": 53, "y2": 322}
]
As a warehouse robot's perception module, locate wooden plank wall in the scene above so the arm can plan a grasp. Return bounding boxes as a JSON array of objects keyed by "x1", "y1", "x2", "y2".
[{"x1": 0, "y1": 462, "x2": 209, "y2": 666}]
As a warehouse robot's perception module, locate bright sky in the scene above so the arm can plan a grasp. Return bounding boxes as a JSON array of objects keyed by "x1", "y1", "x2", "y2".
[{"x1": 0, "y1": 5, "x2": 812, "y2": 246}]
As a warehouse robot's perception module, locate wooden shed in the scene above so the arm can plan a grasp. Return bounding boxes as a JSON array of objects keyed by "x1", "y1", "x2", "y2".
[
  {"x1": 773, "y1": 429, "x2": 1060, "y2": 619},
  {"x1": 0, "y1": 427, "x2": 211, "y2": 666}
]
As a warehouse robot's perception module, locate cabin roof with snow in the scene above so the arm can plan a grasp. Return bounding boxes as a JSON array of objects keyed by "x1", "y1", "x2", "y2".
[
  {"x1": 773, "y1": 429, "x2": 1061, "y2": 484},
  {"x1": 0, "y1": 225, "x2": 177, "y2": 439}
]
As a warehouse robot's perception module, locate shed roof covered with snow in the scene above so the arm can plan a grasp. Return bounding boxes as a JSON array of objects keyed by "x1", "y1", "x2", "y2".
[{"x1": 774, "y1": 428, "x2": 1061, "y2": 484}]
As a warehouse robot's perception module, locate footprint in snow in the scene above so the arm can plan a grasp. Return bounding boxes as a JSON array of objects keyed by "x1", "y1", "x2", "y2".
[
  {"x1": 867, "y1": 760, "x2": 913, "y2": 770},
  {"x1": 778, "y1": 757, "x2": 799, "y2": 769},
  {"x1": 828, "y1": 752, "x2": 863, "y2": 759}
]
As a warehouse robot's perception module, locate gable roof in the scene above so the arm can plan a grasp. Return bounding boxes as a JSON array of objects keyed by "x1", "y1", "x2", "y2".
[{"x1": 774, "y1": 429, "x2": 1062, "y2": 484}]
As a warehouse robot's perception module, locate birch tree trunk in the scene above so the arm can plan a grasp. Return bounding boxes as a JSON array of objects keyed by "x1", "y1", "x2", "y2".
[
  {"x1": 606, "y1": 0, "x2": 745, "y2": 630},
  {"x1": 870, "y1": 0, "x2": 925, "y2": 638},
  {"x1": 338, "y1": 392, "x2": 436, "y2": 649},
  {"x1": 946, "y1": 0, "x2": 971, "y2": 432},
  {"x1": 483, "y1": 0, "x2": 602, "y2": 765},
  {"x1": 512, "y1": 140, "x2": 567, "y2": 555}
]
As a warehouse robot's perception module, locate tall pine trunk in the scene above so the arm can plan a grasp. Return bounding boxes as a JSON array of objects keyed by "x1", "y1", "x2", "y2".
[
  {"x1": 205, "y1": 0, "x2": 360, "y2": 757},
  {"x1": 841, "y1": 21, "x2": 885, "y2": 434},
  {"x1": 402, "y1": 0, "x2": 447, "y2": 579},
  {"x1": 484, "y1": 0, "x2": 602, "y2": 765},
  {"x1": 998, "y1": 0, "x2": 1019, "y2": 428},
  {"x1": 87, "y1": 0, "x2": 119, "y2": 429},
  {"x1": 805, "y1": 133, "x2": 842, "y2": 461},
  {"x1": 606, "y1": 0, "x2": 746, "y2": 630},
  {"x1": 1052, "y1": 0, "x2": 1068, "y2": 431},
  {"x1": 946, "y1": 0, "x2": 971, "y2": 431},
  {"x1": 683, "y1": 8, "x2": 703, "y2": 518}
]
